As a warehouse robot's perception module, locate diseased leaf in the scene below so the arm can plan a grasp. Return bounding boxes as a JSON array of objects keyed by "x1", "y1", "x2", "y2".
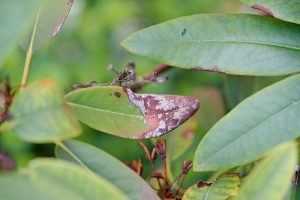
[
  {"x1": 194, "y1": 74, "x2": 300, "y2": 171},
  {"x1": 0, "y1": 159, "x2": 127, "y2": 200},
  {"x1": 182, "y1": 173, "x2": 241, "y2": 200},
  {"x1": 122, "y1": 14, "x2": 300, "y2": 76},
  {"x1": 8, "y1": 79, "x2": 81, "y2": 143},
  {"x1": 242, "y1": 0, "x2": 300, "y2": 24},
  {"x1": 235, "y1": 142, "x2": 297, "y2": 200},
  {"x1": 65, "y1": 86, "x2": 199, "y2": 138},
  {"x1": 0, "y1": 0, "x2": 40, "y2": 64},
  {"x1": 195, "y1": 87, "x2": 225, "y2": 130},
  {"x1": 20, "y1": 0, "x2": 74, "y2": 52},
  {"x1": 55, "y1": 140, "x2": 160, "y2": 200}
]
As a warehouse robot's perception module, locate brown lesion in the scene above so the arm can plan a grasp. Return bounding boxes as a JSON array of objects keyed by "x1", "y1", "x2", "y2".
[
  {"x1": 192, "y1": 66, "x2": 225, "y2": 74},
  {"x1": 0, "y1": 78, "x2": 14, "y2": 123},
  {"x1": 0, "y1": 151, "x2": 15, "y2": 171},
  {"x1": 124, "y1": 88, "x2": 199, "y2": 138},
  {"x1": 251, "y1": 4, "x2": 274, "y2": 17}
]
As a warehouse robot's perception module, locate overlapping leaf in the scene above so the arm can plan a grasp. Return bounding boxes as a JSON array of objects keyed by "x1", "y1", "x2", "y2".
[
  {"x1": 55, "y1": 140, "x2": 160, "y2": 200},
  {"x1": 0, "y1": 0, "x2": 39, "y2": 64},
  {"x1": 66, "y1": 86, "x2": 199, "y2": 138},
  {"x1": 0, "y1": 159, "x2": 127, "y2": 200},
  {"x1": 122, "y1": 14, "x2": 300, "y2": 76},
  {"x1": 8, "y1": 79, "x2": 81, "y2": 143},
  {"x1": 235, "y1": 142, "x2": 297, "y2": 200},
  {"x1": 20, "y1": 0, "x2": 74, "y2": 52},
  {"x1": 194, "y1": 74, "x2": 300, "y2": 171},
  {"x1": 182, "y1": 173, "x2": 240, "y2": 200},
  {"x1": 242, "y1": 0, "x2": 300, "y2": 24}
]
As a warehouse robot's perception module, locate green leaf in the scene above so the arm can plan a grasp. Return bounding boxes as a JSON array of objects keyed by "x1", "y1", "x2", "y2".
[
  {"x1": 122, "y1": 14, "x2": 300, "y2": 76},
  {"x1": 0, "y1": 0, "x2": 39, "y2": 64},
  {"x1": 224, "y1": 76, "x2": 259, "y2": 109},
  {"x1": 20, "y1": 0, "x2": 74, "y2": 52},
  {"x1": 8, "y1": 79, "x2": 81, "y2": 143},
  {"x1": 182, "y1": 173, "x2": 241, "y2": 200},
  {"x1": 194, "y1": 74, "x2": 300, "y2": 171},
  {"x1": 65, "y1": 86, "x2": 199, "y2": 138},
  {"x1": 241, "y1": 0, "x2": 300, "y2": 24},
  {"x1": 234, "y1": 142, "x2": 297, "y2": 200},
  {"x1": 0, "y1": 159, "x2": 128, "y2": 200},
  {"x1": 55, "y1": 140, "x2": 160, "y2": 200}
]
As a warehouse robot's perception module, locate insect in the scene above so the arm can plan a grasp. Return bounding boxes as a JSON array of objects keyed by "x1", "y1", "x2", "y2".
[{"x1": 109, "y1": 63, "x2": 136, "y2": 86}]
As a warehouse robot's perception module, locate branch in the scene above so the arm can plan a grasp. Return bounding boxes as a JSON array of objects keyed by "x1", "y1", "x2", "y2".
[{"x1": 130, "y1": 64, "x2": 172, "y2": 92}]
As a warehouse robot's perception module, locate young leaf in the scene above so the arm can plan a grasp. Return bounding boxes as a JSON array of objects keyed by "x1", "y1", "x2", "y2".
[
  {"x1": 19, "y1": 0, "x2": 74, "y2": 52},
  {"x1": 194, "y1": 74, "x2": 300, "y2": 171},
  {"x1": 8, "y1": 79, "x2": 81, "y2": 143},
  {"x1": 0, "y1": 159, "x2": 128, "y2": 200},
  {"x1": 55, "y1": 140, "x2": 160, "y2": 200},
  {"x1": 241, "y1": 0, "x2": 300, "y2": 24},
  {"x1": 122, "y1": 14, "x2": 300, "y2": 76},
  {"x1": 0, "y1": 0, "x2": 39, "y2": 64},
  {"x1": 234, "y1": 142, "x2": 297, "y2": 200},
  {"x1": 182, "y1": 173, "x2": 241, "y2": 200},
  {"x1": 65, "y1": 86, "x2": 199, "y2": 138}
]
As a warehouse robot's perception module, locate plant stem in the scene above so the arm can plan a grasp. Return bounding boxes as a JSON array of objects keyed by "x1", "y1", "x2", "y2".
[{"x1": 20, "y1": 11, "x2": 40, "y2": 91}]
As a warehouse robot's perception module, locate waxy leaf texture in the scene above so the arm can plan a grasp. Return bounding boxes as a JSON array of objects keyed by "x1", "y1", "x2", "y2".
[{"x1": 66, "y1": 86, "x2": 199, "y2": 138}]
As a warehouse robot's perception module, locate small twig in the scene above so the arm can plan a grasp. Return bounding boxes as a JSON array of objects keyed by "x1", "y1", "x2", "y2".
[
  {"x1": 130, "y1": 64, "x2": 171, "y2": 91},
  {"x1": 138, "y1": 140, "x2": 156, "y2": 166}
]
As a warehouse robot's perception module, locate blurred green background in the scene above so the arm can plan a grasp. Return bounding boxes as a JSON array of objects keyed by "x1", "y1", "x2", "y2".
[{"x1": 0, "y1": 0, "x2": 285, "y2": 188}]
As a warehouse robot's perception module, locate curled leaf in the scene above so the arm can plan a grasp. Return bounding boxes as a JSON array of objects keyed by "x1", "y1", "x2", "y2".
[
  {"x1": 66, "y1": 86, "x2": 199, "y2": 138},
  {"x1": 241, "y1": 0, "x2": 300, "y2": 24},
  {"x1": 20, "y1": 0, "x2": 74, "y2": 52},
  {"x1": 182, "y1": 173, "x2": 241, "y2": 200}
]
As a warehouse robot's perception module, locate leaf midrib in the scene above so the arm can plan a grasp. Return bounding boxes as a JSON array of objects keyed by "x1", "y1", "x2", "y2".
[
  {"x1": 199, "y1": 99, "x2": 300, "y2": 166},
  {"x1": 135, "y1": 40, "x2": 300, "y2": 51},
  {"x1": 67, "y1": 102, "x2": 144, "y2": 119}
]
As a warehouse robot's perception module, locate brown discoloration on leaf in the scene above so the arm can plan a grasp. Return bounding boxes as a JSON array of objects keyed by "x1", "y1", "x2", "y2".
[
  {"x1": 41, "y1": 79, "x2": 55, "y2": 86},
  {"x1": 251, "y1": 4, "x2": 274, "y2": 17},
  {"x1": 192, "y1": 66, "x2": 224, "y2": 74},
  {"x1": 124, "y1": 88, "x2": 199, "y2": 138},
  {"x1": 197, "y1": 181, "x2": 213, "y2": 188},
  {"x1": 0, "y1": 152, "x2": 15, "y2": 171},
  {"x1": 114, "y1": 92, "x2": 121, "y2": 98},
  {"x1": 181, "y1": 126, "x2": 196, "y2": 139},
  {"x1": 52, "y1": 0, "x2": 74, "y2": 37}
]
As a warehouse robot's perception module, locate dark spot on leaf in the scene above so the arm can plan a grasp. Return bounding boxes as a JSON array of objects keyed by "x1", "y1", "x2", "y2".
[
  {"x1": 0, "y1": 152, "x2": 15, "y2": 171},
  {"x1": 124, "y1": 88, "x2": 199, "y2": 138},
  {"x1": 251, "y1": 4, "x2": 274, "y2": 17},
  {"x1": 181, "y1": 28, "x2": 186, "y2": 36},
  {"x1": 197, "y1": 181, "x2": 213, "y2": 188},
  {"x1": 181, "y1": 127, "x2": 195, "y2": 139},
  {"x1": 114, "y1": 92, "x2": 121, "y2": 97}
]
